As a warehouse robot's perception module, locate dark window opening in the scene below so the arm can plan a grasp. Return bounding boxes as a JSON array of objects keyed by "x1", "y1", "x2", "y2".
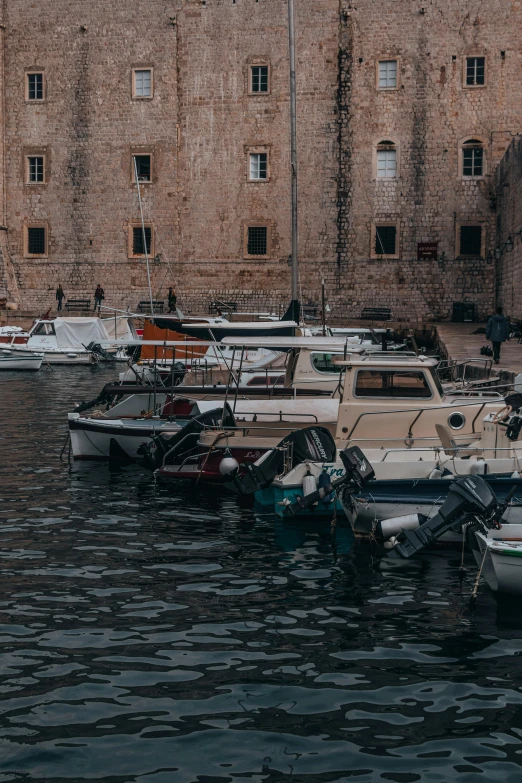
[
  {"x1": 133, "y1": 226, "x2": 152, "y2": 256},
  {"x1": 246, "y1": 375, "x2": 285, "y2": 386},
  {"x1": 460, "y1": 225, "x2": 482, "y2": 256},
  {"x1": 134, "y1": 155, "x2": 151, "y2": 182},
  {"x1": 251, "y1": 66, "x2": 268, "y2": 93},
  {"x1": 247, "y1": 226, "x2": 267, "y2": 255},
  {"x1": 27, "y1": 73, "x2": 43, "y2": 100},
  {"x1": 27, "y1": 227, "x2": 46, "y2": 255},
  {"x1": 311, "y1": 353, "x2": 343, "y2": 375},
  {"x1": 466, "y1": 57, "x2": 485, "y2": 86},
  {"x1": 28, "y1": 156, "x2": 44, "y2": 183},
  {"x1": 375, "y1": 225, "x2": 397, "y2": 255},
  {"x1": 463, "y1": 143, "x2": 483, "y2": 176},
  {"x1": 355, "y1": 370, "x2": 432, "y2": 398}
]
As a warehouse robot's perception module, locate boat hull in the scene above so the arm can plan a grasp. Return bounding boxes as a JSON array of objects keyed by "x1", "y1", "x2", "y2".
[
  {"x1": 469, "y1": 526, "x2": 522, "y2": 594},
  {"x1": 68, "y1": 414, "x2": 185, "y2": 460},
  {"x1": 351, "y1": 477, "x2": 522, "y2": 529},
  {"x1": 0, "y1": 350, "x2": 43, "y2": 370}
]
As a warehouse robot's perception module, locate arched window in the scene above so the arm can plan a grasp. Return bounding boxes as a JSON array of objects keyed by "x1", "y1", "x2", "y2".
[
  {"x1": 462, "y1": 138, "x2": 484, "y2": 177},
  {"x1": 376, "y1": 140, "x2": 397, "y2": 178}
]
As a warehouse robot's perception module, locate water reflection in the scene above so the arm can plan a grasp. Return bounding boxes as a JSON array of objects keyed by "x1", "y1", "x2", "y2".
[{"x1": 1, "y1": 368, "x2": 522, "y2": 781}]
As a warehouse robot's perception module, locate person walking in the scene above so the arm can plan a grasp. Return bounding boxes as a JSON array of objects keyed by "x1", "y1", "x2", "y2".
[
  {"x1": 486, "y1": 305, "x2": 511, "y2": 365},
  {"x1": 168, "y1": 286, "x2": 177, "y2": 313},
  {"x1": 56, "y1": 284, "x2": 65, "y2": 311},
  {"x1": 93, "y1": 284, "x2": 105, "y2": 313}
]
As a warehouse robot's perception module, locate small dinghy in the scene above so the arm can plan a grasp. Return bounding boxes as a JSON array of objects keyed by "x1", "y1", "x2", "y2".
[
  {"x1": 466, "y1": 523, "x2": 522, "y2": 595},
  {"x1": 0, "y1": 346, "x2": 44, "y2": 370}
]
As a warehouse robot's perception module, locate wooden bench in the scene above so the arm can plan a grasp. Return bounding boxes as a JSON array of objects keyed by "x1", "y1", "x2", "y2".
[
  {"x1": 209, "y1": 300, "x2": 237, "y2": 315},
  {"x1": 65, "y1": 299, "x2": 91, "y2": 311},
  {"x1": 360, "y1": 306, "x2": 391, "y2": 322},
  {"x1": 137, "y1": 300, "x2": 164, "y2": 314}
]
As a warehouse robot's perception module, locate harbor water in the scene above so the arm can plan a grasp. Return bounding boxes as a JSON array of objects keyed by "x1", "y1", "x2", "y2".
[{"x1": 1, "y1": 367, "x2": 522, "y2": 781}]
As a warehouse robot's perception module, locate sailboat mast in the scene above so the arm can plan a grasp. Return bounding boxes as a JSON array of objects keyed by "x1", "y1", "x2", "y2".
[
  {"x1": 133, "y1": 156, "x2": 155, "y2": 316},
  {"x1": 287, "y1": 0, "x2": 298, "y2": 304}
]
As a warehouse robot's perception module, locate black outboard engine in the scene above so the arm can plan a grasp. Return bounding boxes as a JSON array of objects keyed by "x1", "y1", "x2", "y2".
[
  {"x1": 138, "y1": 404, "x2": 236, "y2": 471},
  {"x1": 86, "y1": 341, "x2": 115, "y2": 361},
  {"x1": 230, "y1": 426, "x2": 338, "y2": 496},
  {"x1": 388, "y1": 475, "x2": 500, "y2": 559},
  {"x1": 284, "y1": 445, "x2": 375, "y2": 517}
]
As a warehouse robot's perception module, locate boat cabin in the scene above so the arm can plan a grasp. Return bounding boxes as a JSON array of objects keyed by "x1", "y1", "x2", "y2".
[{"x1": 333, "y1": 354, "x2": 500, "y2": 446}]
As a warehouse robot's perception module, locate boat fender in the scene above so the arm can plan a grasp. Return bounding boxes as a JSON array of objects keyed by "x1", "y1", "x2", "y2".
[
  {"x1": 219, "y1": 456, "x2": 240, "y2": 477},
  {"x1": 469, "y1": 461, "x2": 487, "y2": 475},
  {"x1": 303, "y1": 470, "x2": 318, "y2": 497},
  {"x1": 318, "y1": 469, "x2": 334, "y2": 505},
  {"x1": 511, "y1": 470, "x2": 521, "y2": 479},
  {"x1": 377, "y1": 513, "x2": 428, "y2": 540},
  {"x1": 428, "y1": 468, "x2": 443, "y2": 479}
]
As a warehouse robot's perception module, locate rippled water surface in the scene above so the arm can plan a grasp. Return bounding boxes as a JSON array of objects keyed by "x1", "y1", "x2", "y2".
[{"x1": 1, "y1": 367, "x2": 522, "y2": 782}]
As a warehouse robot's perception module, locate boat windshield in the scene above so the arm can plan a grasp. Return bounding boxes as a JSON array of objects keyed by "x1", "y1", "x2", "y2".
[
  {"x1": 311, "y1": 352, "x2": 343, "y2": 374},
  {"x1": 354, "y1": 369, "x2": 432, "y2": 398},
  {"x1": 31, "y1": 322, "x2": 56, "y2": 336},
  {"x1": 430, "y1": 368, "x2": 445, "y2": 397}
]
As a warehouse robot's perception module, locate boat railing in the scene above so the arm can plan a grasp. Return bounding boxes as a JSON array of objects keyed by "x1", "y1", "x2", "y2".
[
  {"x1": 377, "y1": 444, "x2": 522, "y2": 461},
  {"x1": 343, "y1": 399, "x2": 494, "y2": 443},
  {"x1": 436, "y1": 357, "x2": 493, "y2": 385}
]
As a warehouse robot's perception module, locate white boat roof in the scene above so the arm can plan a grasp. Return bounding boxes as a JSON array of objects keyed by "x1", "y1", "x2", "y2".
[
  {"x1": 220, "y1": 336, "x2": 367, "y2": 350},
  {"x1": 99, "y1": 339, "x2": 219, "y2": 347},
  {"x1": 331, "y1": 354, "x2": 438, "y2": 367}
]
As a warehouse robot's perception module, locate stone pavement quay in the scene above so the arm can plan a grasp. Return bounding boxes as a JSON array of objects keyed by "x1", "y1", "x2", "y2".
[{"x1": 436, "y1": 322, "x2": 522, "y2": 381}]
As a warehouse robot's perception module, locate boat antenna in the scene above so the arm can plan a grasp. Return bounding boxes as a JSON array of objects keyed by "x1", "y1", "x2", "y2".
[
  {"x1": 133, "y1": 156, "x2": 154, "y2": 316},
  {"x1": 287, "y1": 0, "x2": 299, "y2": 307}
]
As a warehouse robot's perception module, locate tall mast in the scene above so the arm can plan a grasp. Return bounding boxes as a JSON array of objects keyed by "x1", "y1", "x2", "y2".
[
  {"x1": 287, "y1": 0, "x2": 298, "y2": 305},
  {"x1": 133, "y1": 156, "x2": 154, "y2": 316}
]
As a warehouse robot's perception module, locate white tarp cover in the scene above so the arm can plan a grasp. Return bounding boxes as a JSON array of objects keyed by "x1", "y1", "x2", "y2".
[
  {"x1": 0, "y1": 325, "x2": 27, "y2": 334},
  {"x1": 102, "y1": 317, "x2": 135, "y2": 341},
  {"x1": 54, "y1": 318, "x2": 110, "y2": 348}
]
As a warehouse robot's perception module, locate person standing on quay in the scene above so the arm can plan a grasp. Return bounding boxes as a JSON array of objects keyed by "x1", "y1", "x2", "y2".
[
  {"x1": 94, "y1": 284, "x2": 105, "y2": 313},
  {"x1": 486, "y1": 305, "x2": 511, "y2": 365},
  {"x1": 168, "y1": 287, "x2": 177, "y2": 313},
  {"x1": 56, "y1": 284, "x2": 65, "y2": 311}
]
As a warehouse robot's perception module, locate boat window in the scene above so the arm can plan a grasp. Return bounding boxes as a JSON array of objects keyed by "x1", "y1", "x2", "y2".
[
  {"x1": 246, "y1": 375, "x2": 285, "y2": 386},
  {"x1": 32, "y1": 322, "x2": 55, "y2": 336},
  {"x1": 430, "y1": 368, "x2": 444, "y2": 397},
  {"x1": 311, "y1": 352, "x2": 343, "y2": 374},
  {"x1": 354, "y1": 369, "x2": 432, "y2": 398}
]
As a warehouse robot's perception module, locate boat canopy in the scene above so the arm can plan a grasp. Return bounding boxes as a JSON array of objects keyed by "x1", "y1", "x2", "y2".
[{"x1": 52, "y1": 318, "x2": 110, "y2": 348}]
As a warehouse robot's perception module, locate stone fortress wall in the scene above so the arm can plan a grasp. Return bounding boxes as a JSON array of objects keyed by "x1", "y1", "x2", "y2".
[{"x1": 0, "y1": 0, "x2": 521, "y2": 320}]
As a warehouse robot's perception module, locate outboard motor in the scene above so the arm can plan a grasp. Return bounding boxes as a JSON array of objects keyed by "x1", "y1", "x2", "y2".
[
  {"x1": 284, "y1": 445, "x2": 375, "y2": 517},
  {"x1": 387, "y1": 475, "x2": 501, "y2": 559},
  {"x1": 230, "y1": 426, "x2": 338, "y2": 496},
  {"x1": 138, "y1": 405, "x2": 236, "y2": 471}
]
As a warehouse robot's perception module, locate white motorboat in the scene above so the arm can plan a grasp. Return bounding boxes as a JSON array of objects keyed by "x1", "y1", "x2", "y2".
[
  {"x1": 467, "y1": 523, "x2": 522, "y2": 595},
  {"x1": 0, "y1": 345, "x2": 44, "y2": 370}
]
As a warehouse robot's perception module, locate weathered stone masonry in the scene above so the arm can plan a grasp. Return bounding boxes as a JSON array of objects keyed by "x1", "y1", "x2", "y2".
[{"x1": 0, "y1": 1, "x2": 521, "y2": 320}]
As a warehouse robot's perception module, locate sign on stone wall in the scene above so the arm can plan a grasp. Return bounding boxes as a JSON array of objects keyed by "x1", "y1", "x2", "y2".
[{"x1": 417, "y1": 242, "x2": 438, "y2": 260}]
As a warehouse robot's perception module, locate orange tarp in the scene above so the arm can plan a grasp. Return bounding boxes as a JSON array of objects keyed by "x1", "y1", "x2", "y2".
[{"x1": 140, "y1": 320, "x2": 208, "y2": 361}]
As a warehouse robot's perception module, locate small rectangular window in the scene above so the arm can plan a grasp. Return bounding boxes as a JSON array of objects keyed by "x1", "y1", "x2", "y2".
[
  {"x1": 27, "y1": 73, "x2": 43, "y2": 101},
  {"x1": 251, "y1": 65, "x2": 269, "y2": 93},
  {"x1": 465, "y1": 57, "x2": 485, "y2": 86},
  {"x1": 376, "y1": 149, "x2": 396, "y2": 178},
  {"x1": 27, "y1": 156, "x2": 45, "y2": 183},
  {"x1": 249, "y1": 152, "x2": 267, "y2": 180},
  {"x1": 133, "y1": 68, "x2": 153, "y2": 98},
  {"x1": 133, "y1": 154, "x2": 152, "y2": 182},
  {"x1": 355, "y1": 370, "x2": 432, "y2": 399},
  {"x1": 247, "y1": 225, "x2": 267, "y2": 255},
  {"x1": 27, "y1": 226, "x2": 46, "y2": 255},
  {"x1": 459, "y1": 225, "x2": 482, "y2": 256},
  {"x1": 463, "y1": 147, "x2": 483, "y2": 177},
  {"x1": 378, "y1": 60, "x2": 397, "y2": 89},
  {"x1": 132, "y1": 226, "x2": 152, "y2": 256},
  {"x1": 375, "y1": 225, "x2": 397, "y2": 255}
]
